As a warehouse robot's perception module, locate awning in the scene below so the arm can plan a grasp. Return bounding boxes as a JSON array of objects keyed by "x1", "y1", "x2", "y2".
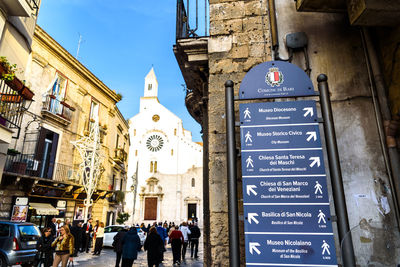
[{"x1": 29, "y1": 203, "x2": 59, "y2": 216}]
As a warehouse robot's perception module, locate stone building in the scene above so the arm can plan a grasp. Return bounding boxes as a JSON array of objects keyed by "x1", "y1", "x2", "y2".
[
  {"x1": 174, "y1": 0, "x2": 400, "y2": 266},
  {"x1": 125, "y1": 68, "x2": 203, "y2": 226},
  {"x1": 0, "y1": 25, "x2": 129, "y2": 228},
  {"x1": 0, "y1": 0, "x2": 40, "y2": 178}
]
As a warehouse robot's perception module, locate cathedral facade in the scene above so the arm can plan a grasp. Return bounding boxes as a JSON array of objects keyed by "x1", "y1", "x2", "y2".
[{"x1": 125, "y1": 68, "x2": 203, "y2": 227}]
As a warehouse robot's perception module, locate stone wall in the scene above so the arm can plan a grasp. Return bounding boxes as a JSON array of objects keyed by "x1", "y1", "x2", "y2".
[{"x1": 207, "y1": 0, "x2": 271, "y2": 265}]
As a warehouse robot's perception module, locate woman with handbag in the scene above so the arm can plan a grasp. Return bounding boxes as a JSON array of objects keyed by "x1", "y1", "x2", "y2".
[{"x1": 51, "y1": 225, "x2": 74, "y2": 267}]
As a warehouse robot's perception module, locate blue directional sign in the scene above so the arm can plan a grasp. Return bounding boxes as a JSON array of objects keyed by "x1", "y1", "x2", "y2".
[
  {"x1": 244, "y1": 205, "x2": 333, "y2": 233},
  {"x1": 241, "y1": 149, "x2": 325, "y2": 176},
  {"x1": 239, "y1": 61, "x2": 317, "y2": 99},
  {"x1": 240, "y1": 100, "x2": 318, "y2": 126},
  {"x1": 242, "y1": 176, "x2": 329, "y2": 204},
  {"x1": 244, "y1": 234, "x2": 337, "y2": 266},
  {"x1": 241, "y1": 124, "x2": 322, "y2": 150},
  {"x1": 239, "y1": 100, "x2": 338, "y2": 266}
]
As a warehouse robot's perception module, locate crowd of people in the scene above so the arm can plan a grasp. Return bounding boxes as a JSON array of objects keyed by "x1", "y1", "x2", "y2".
[
  {"x1": 114, "y1": 221, "x2": 201, "y2": 266},
  {"x1": 35, "y1": 218, "x2": 201, "y2": 267}
]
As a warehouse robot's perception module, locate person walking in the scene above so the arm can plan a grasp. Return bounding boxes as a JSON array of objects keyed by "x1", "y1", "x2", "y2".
[
  {"x1": 190, "y1": 222, "x2": 201, "y2": 259},
  {"x1": 144, "y1": 226, "x2": 163, "y2": 267},
  {"x1": 82, "y1": 218, "x2": 93, "y2": 253},
  {"x1": 155, "y1": 222, "x2": 167, "y2": 261},
  {"x1": 70, "y1": 221, "x2": 83, "y2": 257},
  {"x1": 49, "y1": 218, "x2": 57, "y2": 238},
  {"x1": 51, "y1": 226, "x2": 74, "y2": 267},
  {"x1": 179, "y1": 222, "x2": 191, "y2": 261},
  {"x1": 113, "y1": 226, "x2": 129, "y2": 267},
  {"x1": 37, "y1": 227, "x2": 54, "y2": 267},
  {"x1": 121, "y1": 227, "x2": 141, "y2": 267},
  {"x1": 169, "y1": 225, "x2": 184, "y2": 265},
  {"x1": 93, "y1": 222, "x2": 104, "y2": 255}
]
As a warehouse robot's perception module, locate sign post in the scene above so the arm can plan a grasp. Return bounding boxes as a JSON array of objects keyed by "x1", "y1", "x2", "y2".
[{"x1": 226, "y1": 60, "x2": 355, "y2": 266}]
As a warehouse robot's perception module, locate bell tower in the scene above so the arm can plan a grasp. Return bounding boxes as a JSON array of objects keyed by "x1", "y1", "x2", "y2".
[{"x1": 144, "y1": 67, "x2": 158, "y2": 98}]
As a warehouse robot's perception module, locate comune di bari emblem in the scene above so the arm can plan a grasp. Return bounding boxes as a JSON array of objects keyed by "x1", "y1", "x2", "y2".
[{"x1": 265, "y1": 67, "x2": 284, "y2": 87}]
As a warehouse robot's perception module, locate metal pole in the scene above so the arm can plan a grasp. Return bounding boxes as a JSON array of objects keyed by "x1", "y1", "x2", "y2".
[
  {"x1": 225, "y1": 80, "x2": 240, "y2": 267},
  {"x1": 318, "y1": 74, "x2": 356, "y2": 267}
]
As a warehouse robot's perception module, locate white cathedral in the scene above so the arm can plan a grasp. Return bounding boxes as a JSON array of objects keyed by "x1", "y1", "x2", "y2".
[{"x1": 125, "y1": 68, "x2": 203, "y2": 227}]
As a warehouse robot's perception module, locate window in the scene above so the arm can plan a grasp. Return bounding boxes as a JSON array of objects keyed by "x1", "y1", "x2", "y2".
[
  {"x1": 134, "y1": 129, "x2": 136, "y2": 136},
  {"x1": 191, "y1": 178, "x2": 195, "y2": 187},
  {"x1": 0, "y1": 224, "x2": 9, "y2": 237},
  {"x1": 154, "y1": 161, "x2": 158, "y2": 173},
  {"x1": 116, "y1": 134, "x2": 120, "y2": 149},
  {"x1": 174, "y1": 129, "x2": 177, "y2": 136},
  {"x1": 89, "y1": 100, "x2": 99, "y2": 130},
  {"x1": 150, "y1": 161, "x2": 153, "y2": 172},
  {"x1": 150, "y1": 161, "x2": 158, "y2": 173},
  {"x1": 46, "y1": 73, "x2": 68, "y2": 115},
  {"x1": 171, "y1": 149, "x2": 174, "y2": 156},
  {"x1": 135, "y1": 150, "x2": 138, "y2": 156},
  {"x1": 148, "y1": 84, "x2": 152, "y2": 91}
]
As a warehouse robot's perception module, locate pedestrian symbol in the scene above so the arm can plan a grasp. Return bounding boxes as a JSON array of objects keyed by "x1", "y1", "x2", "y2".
[
  {"x1": 314, "y1": 181, "x2": 323, "y2": 194},
  {"x1": 321, "y1": 240, "x2": 331, "y2": 255},
  {"x1": 244, "y1": 107, "x2": 251, "y2": 119},
  {"x1": 318, "y1": 210, "x2": 326, "y2": 224},
  {"x1": 245, "y1": 131, "x2": 253, "y2": 143},
  {"x1": 246, "y1": 156, "x2": 254, "y2": 168}
]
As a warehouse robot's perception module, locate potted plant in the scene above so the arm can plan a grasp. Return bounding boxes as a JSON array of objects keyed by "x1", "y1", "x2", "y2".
[
  {"x1": 7, "y1": 148, "x2": 20, "y2": 156},
  {"x1": 0, "y1": 57, "x2": 16, "y2": 82}
]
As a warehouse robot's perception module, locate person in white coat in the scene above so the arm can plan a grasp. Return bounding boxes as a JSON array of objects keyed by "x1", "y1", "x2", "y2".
[{"x1": 179, "y1": 222, "x2": 191, "y2": 261}]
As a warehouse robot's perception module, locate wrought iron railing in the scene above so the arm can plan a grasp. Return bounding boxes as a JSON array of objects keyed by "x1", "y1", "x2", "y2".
[
  {"x1": 176, "y1": 0, "x2": 209, "y2": 40},
  {"x1": 42, "y1": 94, "x2": 73, "y2": 121},
  {"x1": 54, "y1": 162, "x2": 80, "y2": 183},
  {"x1": 26, "y1": 0, "x2": 40, "y2": 16},
  {"x1": 4, "y1": 154, "x2": 80, "y2": 183},
  {"x1": 114, "y1": 148, "x2": 127, "y2": 163},
  {"x1": 0, "y1": 80, "x2": 26, "y2": 134}
]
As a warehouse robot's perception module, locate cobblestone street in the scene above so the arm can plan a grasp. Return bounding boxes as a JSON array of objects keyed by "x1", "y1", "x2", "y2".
[{"x1": 70, "y1": 243, "x2": 203, "y2": 267}]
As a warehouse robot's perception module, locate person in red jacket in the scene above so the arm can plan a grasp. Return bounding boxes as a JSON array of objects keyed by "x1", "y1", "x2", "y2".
[{"x1": 168, "y1": 225, "x2": 184, "y2": 265}]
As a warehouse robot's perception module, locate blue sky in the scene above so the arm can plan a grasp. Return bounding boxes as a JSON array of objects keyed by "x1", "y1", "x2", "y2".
[{"x1": 37, "y1": 0, "x2": 203, "y2": 142}]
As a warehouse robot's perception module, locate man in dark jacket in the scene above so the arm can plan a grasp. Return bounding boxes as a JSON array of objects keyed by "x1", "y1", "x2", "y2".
[
  {"x1": 190, "y1": 222, "x2": 201, "y2": 259},
  {"x1": 48, "y1": 218, "x2": 57, "y2": 238},
  {"x1": 121, "y1": 227, "x2": 141, "y2": 267},
  {"x1": 37, "y1": 227, "x2": 54, "y2": 267},
  {"x1": 82, "y1": 218, "x2": 93, "y2": 253},
  {"x1": 155, "y1": 222, "x2": 167, "y2": 261},
  {"x1": 113, "y1": 226, "x2": 129, "y2": 267},
  {"x1": 70, "y1": 221, "x2": 83, "y2": 256}
]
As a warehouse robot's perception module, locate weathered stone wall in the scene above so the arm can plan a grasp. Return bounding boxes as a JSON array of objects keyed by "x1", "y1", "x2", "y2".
[
  {"x1": 207, "y1": 0, "x2": 400, "y2": 266},
  {"x1": 208, "y1": 0, "x2": 271, "y2": 265}
]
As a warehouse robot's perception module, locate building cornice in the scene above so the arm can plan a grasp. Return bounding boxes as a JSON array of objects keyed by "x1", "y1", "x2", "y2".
[{"x1": 34, "y1": 25, "x2": 121, "y2": 103}]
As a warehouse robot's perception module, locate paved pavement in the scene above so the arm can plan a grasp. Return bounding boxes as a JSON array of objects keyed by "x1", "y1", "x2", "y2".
[{"x1": 70, "y1": 242, "x2": 203, "y2": 267}]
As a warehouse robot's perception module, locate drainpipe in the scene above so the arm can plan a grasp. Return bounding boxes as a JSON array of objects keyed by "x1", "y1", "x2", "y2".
[
  {"x1": 361, "y1": 28, "x2": 400, "y2": 226},
  {"x1": 267, "y1": 0, "x2": 279, "y2": 60}
]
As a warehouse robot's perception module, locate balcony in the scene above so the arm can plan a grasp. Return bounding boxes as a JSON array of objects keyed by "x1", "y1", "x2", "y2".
[
  {"x1": 4, "y1": 153, "x2": 80, "y2": 184},
  {"x1": 41, "y1": 95, "x2": 74, "y2": 126},
  {"x1": 113, "y1": 148, "x2": 127, "y2": 164},
  {"x1": 0, "y1": 0, "x2": 39, "y2": 17},
  {"x1": 174, "y1": 0, "x2": 209, "y2": 123},
  {"x1": 0, "y1": 79, "x2": 33, "y2": 138}
]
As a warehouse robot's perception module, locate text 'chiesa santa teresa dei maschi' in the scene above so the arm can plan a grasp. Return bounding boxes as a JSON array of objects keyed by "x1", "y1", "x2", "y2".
[{"x1": 125, "y1": 68, "x2": 203, "y2": 227}]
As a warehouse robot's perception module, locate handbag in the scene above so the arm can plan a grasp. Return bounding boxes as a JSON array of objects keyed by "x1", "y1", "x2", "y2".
[{"x1": 67, "y1": 260, "x2": 74, "y2": 267}]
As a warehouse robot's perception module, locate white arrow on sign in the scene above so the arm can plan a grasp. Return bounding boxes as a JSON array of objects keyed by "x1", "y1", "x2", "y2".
[
  {"x1": 309, "y1": 157, "x2": 321, "y2": 168},
  {"x1": 249, "y1": 242, "x2": 261, "y2": 255},
  {"x1": 248, "y1": 213, "x2": 259, "y2": 224},
  {"x1": 303, "y1": 107, "x2": 314, "y2": 117},
  {"x1": 306, "y1": 131, "x2": 317, "y2": 142},
  {"x1": 246, "y1": 185, "x2": 257, "y2": 196}
]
